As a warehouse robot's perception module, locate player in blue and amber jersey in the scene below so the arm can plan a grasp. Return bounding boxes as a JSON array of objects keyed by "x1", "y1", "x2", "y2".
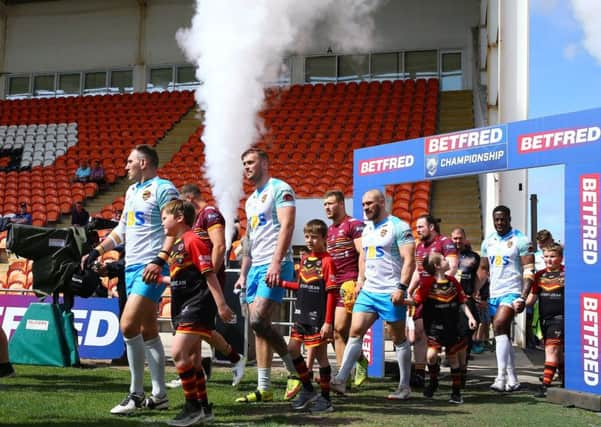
[
  {"x1": 83, "y1": 145, "x2": 178, "y2": 415},
  {"x1": 330, "y1": 189, "x2": 415, "y2": 400},
  {"x1": 234, "y1": 148, "x2": 298, "y2": 403},
  {"x1": 477, "y1": 205, "x2": 535, "y2": 393}
]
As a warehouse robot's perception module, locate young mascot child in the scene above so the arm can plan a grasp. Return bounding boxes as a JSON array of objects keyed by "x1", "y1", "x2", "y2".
[
  {"x1": 527, "y1": 243, "x2": 565, "y2": 398},
  {"x1": 406, "y1": 251, "x2": 477, "y2": 404},
  {"x1": 275, "y1": 219, "x2": 337, "y2": 413},
  {"x1": 161, "y1": 200, "x2": 234, "y2": 427}
]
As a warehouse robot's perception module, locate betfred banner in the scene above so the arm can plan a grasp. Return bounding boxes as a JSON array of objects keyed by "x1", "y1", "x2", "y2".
[
  {"x1": 581, "y1": 294, "x2": 601, "y2": 388},
  {"x1": 0, "y1": 295, "x2": 123, "y2": 359},
  {"x1": 424, "y1": 125, "x2": 508, "y2": 178}
]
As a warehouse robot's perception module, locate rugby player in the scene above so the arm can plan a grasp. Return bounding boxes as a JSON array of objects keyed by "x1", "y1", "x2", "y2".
[
  {"x1": 477, "y1": 205, "x2": 534, "y2": 392},
  {"x1": 84, "y1": 144, "x2": 178, "y2": 414},
  {"x1": 234, "y1": 148, "x2": 298, "y2": 403},
  {"x1": 330, "y1": 189, "x2": 415, "y2": 399}
]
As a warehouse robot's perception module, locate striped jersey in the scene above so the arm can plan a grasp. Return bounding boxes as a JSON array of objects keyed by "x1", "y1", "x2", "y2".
[{"x1": 326, "y1": 215, "x2": 364, "y2": 286}]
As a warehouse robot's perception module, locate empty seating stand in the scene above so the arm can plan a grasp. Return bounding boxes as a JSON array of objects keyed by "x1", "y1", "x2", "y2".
[{"x1": 0, "y1": 91, "x2": 195, "y2": 225}]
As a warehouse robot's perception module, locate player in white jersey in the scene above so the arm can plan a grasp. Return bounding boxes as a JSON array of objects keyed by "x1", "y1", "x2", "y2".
[
  {"x1": 83, "y1": 145, "x2": 178, "y2": 415},
  {"x1": 234, "y1": 148, "x2": 299, "y2": 403},
  {"x1": 477, "y1": 205, "x2": 534, "y2": 392},
  {"x1": 330, "y1": 189, "x2": 415, "y2": 400}
]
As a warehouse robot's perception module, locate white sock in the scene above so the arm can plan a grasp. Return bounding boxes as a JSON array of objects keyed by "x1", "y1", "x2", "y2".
[
  {"x1": 395, "y1": 339, "x2": 412, "y2": 388},
  {"x1": 124, "y1": 334, "x2": 145, "y2": 395},
  {"x1": 495, "y1": 334, "x2": 510, "y2": 378},
  {"x1": 335, "y1": 336, "x2": 362, "y2": 383},
  {"x1": 144, "y1": 336, "x2": 166, "y2": 398},
  {"x1": 257, "y1": 367, "x2": 271, "y2": 391},
  {"x1": 281, "y1": 353, "x2": 296, "y2": 374},
  {"x1": 506, "y1": 342, "x2": 517, "y2": 382}
]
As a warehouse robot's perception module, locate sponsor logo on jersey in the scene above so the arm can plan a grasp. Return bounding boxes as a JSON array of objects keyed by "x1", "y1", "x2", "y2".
[
  {"x1": 358, "y1": 154, "x2": 415, "y2": 176},
  {"x1": 126, "y1": 211, "x2": 145, "y2": 226},
  {"x1": 581, "y1": 174, "x2": 599, "y2": 265},
  {"x1": 249, "y1": 213, "x2": 267, "y2": 230},
  {"x1": 489, "y1": 255, "x2": 510, "y2": 266},
  {"x1": 581, "y1": 293, "x2": 601, "y2": 386},
  {"x1": 365, "y1": 246, "x2": 385, "y2": 258},
  {"x1": 518, "y1": 126, "x2": 601, "y2": 153}
]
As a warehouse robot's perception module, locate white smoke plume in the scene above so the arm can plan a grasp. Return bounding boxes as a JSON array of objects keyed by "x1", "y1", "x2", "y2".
[
  {"x1": 570, "y1": 0, "x2": 601, "y2": 66},
  {"x1": 176, "y1": 0, "x2": 381, "y2": 243}
]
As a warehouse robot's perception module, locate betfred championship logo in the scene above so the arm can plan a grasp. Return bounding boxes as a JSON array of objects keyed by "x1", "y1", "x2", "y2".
[
  {"x1": 581, "y1": 174, "x2": 600, "y2": 265},
  {"x1": 518, "y1": 126, "x2": 601, "y2": 153},
  {"x1": 424, "y1": 125, "x2": 507, "y2": 178}
]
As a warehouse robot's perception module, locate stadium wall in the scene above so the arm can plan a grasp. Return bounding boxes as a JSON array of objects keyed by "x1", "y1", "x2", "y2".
[{"x1": 1, "y1": 0, "x2": 478, "y2": 86}]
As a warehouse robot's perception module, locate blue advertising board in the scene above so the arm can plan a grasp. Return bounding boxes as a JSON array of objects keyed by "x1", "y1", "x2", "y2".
[{"x1": 353, "y1": 107, "x2": 601, "y2": 395}]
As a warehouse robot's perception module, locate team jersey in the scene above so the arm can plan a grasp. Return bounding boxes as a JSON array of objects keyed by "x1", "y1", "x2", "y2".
[
  {"x1": 362, "y1": 215, "x2": 414, "y2": 294},
  {"x1": 193, "y1": 205, "x2": 225, "y2": 251},
  {"x1": 480, "y1": 228, "x2": 531, "y2": 298},
  {"x1": 168, "y1": 230, "x2": 214, "y2": 324},
  {"x1": 532, "y1": 266, "x2": 565, "y2": 320},
  {"x1": 326, "y1": 215, "x2": 364, "y2": 286},
  {"x1": 415, "y1": 234, "x2": 457, "y2": 279},
  {"x1": 245, "y1": 177, "x2": 295, "y2": 266},
  {"x1": 114, "y1": 176, "x2": 179, "y2": 266},
  {"x1": 456, "y1": 248, "x2": 481, "y2": 296},
  {"x1": 294, "y1": 253, "x2": 337, "y2": 326},
  {"x1": 414, "y1": 275, "x2": 467, "y2": 340}
]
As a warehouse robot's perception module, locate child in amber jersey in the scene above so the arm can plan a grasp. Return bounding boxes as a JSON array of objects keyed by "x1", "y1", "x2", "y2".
[
  {"x1": 406, "y1": 251, "x2": 477, "y2": 404},
  {"x1": 274, "y1": 219, "x2": 337, "y2": 413},
  {"x1": 527, "y1": 243, "x2": 565, "y2": 398},
  {"x1": 161, "y1": 200, "x2": 234, "y2": 427}
]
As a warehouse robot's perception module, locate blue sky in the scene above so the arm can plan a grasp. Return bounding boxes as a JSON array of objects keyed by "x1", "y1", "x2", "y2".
[{"x1": 528, "y1": 0, "x2": 601, "y2": 244}]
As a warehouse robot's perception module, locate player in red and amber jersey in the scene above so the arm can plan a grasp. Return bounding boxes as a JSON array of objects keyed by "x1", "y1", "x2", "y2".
[
  {"x1": 323, "y1": 190, "x2": 369, "y2": 386},
  {"x1": 407, "y1": 214, "x2": 458, "y2": 388},
  {"x1": 408, "y1": 251, "x2": 476, "y2": 404},
  {"x1": 527, "y1": 243, "x2": 565, "y2": 398},
  {"x1": 161, "y1": 200, "x2": 234, "y2": 425}
]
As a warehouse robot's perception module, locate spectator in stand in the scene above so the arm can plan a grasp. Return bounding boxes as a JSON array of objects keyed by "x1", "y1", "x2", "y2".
[
  {"x1": 71, "y1": 201, "x2": 90, "y2": 226},
  {"x1": 10, "y1": 203, "x2": 32, "y2": 225},
  {"x1": 73, "y1": 160, "x2": 91, "y2": 183},
  {"x1": 90, "y1": 160, "x2": 106, "y2": 188}
]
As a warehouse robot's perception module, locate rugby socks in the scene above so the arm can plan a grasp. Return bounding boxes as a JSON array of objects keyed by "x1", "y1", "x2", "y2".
[
  {"x1": 450, "y1": 368, "x2": 462, "y2": 394},
  {"x1": 177, "y1": 366, "x2": 197, "y2": 402},
  {"x1": 495, "y1": 334, "x2": 510, "y2": 378},
  {"x1": 144, "y1": 336, "x2": 167, "y2": 398},
  {"x1": 460, "y1": 367, "x2": 468, "y2": 388},
  {"x1": 124, "y1": 334, "x2": 145, "y2": 395},
  {"x1": 427, "y1": 363, "x2": 440, "y2": 381},
  {"x1": 395, "y1": 339, "x2": 412, "y2": 388},
  {"x1": 319, "y1": 366, "x2": 332, "y2": 400},
  {"x1": 282, "y1": 353, "x2": 297, "y2": 374},
  {"x1": 257, "y1": 368, "x2": 271, "y2": 391},
  {"x1": 293, "y1": 356, "x2": 314, "y2": 392},
  {"x1": 196, "y1": 368, "x2": 208, "y2": 406},
  {"x1": 543, "y1": 362, "x2": 558, "y2": 386},
  {"x1": 415, "y1": 363, "x2": 426, "y2": 380},
  {"x1": 506, "y1": 341, "x2": 517, "y2": 382},
  {"x1": 222, "y1": 344, "x2": 241, "y2": 364},
  {"x1": 336, "y1": 336, "x2": 362, "y2": 382}
]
